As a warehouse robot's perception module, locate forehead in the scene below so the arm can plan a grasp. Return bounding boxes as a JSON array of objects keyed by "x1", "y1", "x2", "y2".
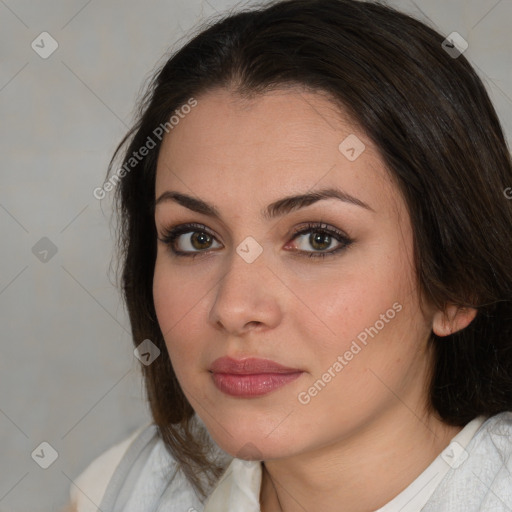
[{"x1": 155, "y1": 87, "x2": 400, "y2": 217}]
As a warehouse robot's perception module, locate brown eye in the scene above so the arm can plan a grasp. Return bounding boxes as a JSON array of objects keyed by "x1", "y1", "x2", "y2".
[
  {"x1": 289, "y1": 223, "x2": 353, "y2": 258},
  {"x1": 189, "y1": 232, "x2": 214, "y2": 250},
  {"x1": 158, "y1": 223, "x2": 222, "y2": 257}
]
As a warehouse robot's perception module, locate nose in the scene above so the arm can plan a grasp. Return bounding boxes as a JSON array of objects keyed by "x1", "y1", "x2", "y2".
[{"x1": 208, "y1": 245, "x2": 282, "y2": 336}]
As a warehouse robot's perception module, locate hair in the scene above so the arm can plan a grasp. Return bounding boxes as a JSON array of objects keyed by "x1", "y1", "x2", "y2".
[{"x1": 108, "y1": 0, "x2": 512, "y2": 500}]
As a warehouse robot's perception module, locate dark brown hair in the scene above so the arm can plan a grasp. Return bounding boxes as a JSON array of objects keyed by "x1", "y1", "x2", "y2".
[{"x1": 108, "y1": 0, "x2": 512, "y2": 500}]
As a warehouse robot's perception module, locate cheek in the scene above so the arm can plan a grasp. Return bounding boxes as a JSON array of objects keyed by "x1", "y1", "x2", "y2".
[
  {"x1": 307, "y1": 258, "x2": 411, "y2": 354},
  {"x1": 153, "y1": 255, "x2": 203, "y2": 367},
  {"x1": 153, "y1": 252, "x2": 224, "y2": 394},
  {"x1": 304, "y1": 246, "x2": 424, "y2": 386},
  {"x1": 153, "y1": 257, "x2": 178, "y2": 335},
  {"x1": 153, "y1": 252, "x2": 210, "y2": 333}
]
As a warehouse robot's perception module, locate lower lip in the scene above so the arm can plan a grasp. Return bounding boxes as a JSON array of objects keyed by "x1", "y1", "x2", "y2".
[{"x1": 211, "y1": 372, "x2": 303, "y2": 398}]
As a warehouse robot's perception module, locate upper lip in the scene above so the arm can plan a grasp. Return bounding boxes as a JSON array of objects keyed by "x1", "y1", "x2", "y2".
[{"x1": 210, "y1": 357, "x2": 302, "y2": 374}]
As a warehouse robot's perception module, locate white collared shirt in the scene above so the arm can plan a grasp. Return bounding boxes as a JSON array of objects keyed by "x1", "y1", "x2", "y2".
[
  {"x1": 70, "y1": 412, "x2": 512, "y2": 512},
  {"x1": 202, "y1": 415, "x2": 486, "y2": 511}
]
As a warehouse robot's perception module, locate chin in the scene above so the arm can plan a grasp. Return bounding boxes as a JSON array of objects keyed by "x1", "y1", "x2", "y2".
[{"x1": 200, "y1": 414, "x2": 303, "y2": 461}]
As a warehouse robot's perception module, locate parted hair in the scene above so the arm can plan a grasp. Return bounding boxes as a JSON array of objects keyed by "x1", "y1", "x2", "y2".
[{"x1": 108, "y1": 0, "x2": 512, "y2": 499}]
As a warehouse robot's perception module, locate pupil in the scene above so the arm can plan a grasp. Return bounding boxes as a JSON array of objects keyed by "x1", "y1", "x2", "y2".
[
  {"x1": 311, "y1": 232, "x2": 330, "y2": 250},
  {"x1": 192, "y1": 232, "x2": 211, "y2": 249}
]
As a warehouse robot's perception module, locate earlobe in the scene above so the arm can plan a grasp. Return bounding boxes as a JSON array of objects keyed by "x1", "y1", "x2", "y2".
[{"x1": 432, "y1": 304, "x2": 478, "y2": 337}]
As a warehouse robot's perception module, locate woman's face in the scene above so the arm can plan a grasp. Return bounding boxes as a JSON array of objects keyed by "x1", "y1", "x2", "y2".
[{"x1": 153, "y1": 87, "x2": 437, "y2": 460}]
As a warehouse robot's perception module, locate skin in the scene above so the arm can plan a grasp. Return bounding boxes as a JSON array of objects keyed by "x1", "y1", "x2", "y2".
[{"x1": 152, "y1": 87, "x2": 476, "y2": 512}]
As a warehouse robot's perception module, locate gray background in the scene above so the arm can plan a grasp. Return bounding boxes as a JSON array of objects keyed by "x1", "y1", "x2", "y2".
[{"x1": 0, "y1": 0, "x2": 511, "y2": 510}]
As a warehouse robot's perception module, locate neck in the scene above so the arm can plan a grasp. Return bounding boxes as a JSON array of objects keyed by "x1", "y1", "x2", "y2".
[{"x1": 260, "y1": 408, "x2": 462, "y2": 512}]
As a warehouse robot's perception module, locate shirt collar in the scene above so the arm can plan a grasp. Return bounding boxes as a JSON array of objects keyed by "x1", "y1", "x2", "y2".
[{"x1": 201, "y1": 417, "x2": 489, "y2": 512}]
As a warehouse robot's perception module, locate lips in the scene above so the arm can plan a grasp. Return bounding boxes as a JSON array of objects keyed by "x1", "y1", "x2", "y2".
[
  {"x1": 209, "y1": 357, "x2": 303, "y2": 397},
  {"x1": 210, "y1": 356, "x2": 301, "y2": 374}
]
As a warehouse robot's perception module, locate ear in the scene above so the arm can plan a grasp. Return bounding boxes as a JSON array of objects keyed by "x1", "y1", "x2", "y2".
[{"x1": 432, "y1": 304, "x2": 477, "y2": 337}]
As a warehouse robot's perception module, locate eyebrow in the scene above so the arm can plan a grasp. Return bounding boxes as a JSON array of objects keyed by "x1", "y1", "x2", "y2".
[{"x1": 154, "y1": 187, "x2": 374, "y2": 221}]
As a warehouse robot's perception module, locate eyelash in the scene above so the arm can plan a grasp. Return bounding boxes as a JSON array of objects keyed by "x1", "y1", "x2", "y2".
[{"x1": 158, "y1": 222, "x2": 354, "y2": 260}]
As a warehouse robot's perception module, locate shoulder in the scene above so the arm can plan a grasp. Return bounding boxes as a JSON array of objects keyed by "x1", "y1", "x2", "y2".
[
  {"x1": 482, "y1": 409, "x2": 512, "y2": 433},
  {"x1": 424, "y1": 411, "x2": 512, "y2": 511},
  {"x1": 469, "y1": 411, "x2": 512, "y2": 459},
  {"x1": 476, "y1": 410, "x2": 512, "y2": 458},
  {"x1": 64, "y1": 415, "x2": 232, "y2": 512},
  {"x1": 67, "y1": 422, "x2": 153, "y2": 512}
]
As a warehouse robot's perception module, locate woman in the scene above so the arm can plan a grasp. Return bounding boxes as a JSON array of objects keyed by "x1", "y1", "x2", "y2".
[{"x1": 67, "y1": 0, "x2": 512, "y2": 510}]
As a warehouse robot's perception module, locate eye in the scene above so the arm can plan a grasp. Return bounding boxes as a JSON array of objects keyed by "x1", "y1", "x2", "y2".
[
  {"x1": 158, "y1": 223, "x2": 221, "y2": 258},
  {"x1": 287, "y1": 222, "x2": 353, "y2": 258},
  {"x1": 158, "y1": 221, "x2": 353, "y2": 259}
]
